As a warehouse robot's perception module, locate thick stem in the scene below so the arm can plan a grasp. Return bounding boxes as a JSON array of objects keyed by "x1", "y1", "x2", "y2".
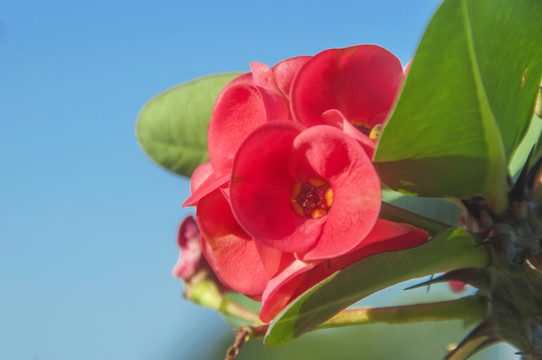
[
  {"x1": 220, "y1": 298, "x2": 263, "y2": 326},
  {"x1": 185, "y1": 279, "x2": 263, "y2": 326}
]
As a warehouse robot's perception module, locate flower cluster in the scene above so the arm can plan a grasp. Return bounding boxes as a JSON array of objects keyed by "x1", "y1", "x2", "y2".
[{"x1": 180, "y1": 45, "x2": 429, "y2": 322}]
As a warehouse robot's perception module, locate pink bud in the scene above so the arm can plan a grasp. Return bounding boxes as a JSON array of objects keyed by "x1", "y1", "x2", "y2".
[{"x1": 172, "y1": 215, "x2": 206, "y2": 281}]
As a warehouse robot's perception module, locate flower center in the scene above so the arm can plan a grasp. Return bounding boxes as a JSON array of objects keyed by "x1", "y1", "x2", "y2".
[
  {"x1": 291, "y1": 178, "x2": 333, "y2": 218},
  {"x1": 352, "y1": 121, "x2": 383, "y2": 140},
  {"x1": 353, "y1": 121, "x2": 372, "y2": 135}
]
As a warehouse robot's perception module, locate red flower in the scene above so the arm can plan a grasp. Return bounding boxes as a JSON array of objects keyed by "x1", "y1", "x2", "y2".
[{"x1": 229, "y1": 121, "x2": 381, "y2": 260}]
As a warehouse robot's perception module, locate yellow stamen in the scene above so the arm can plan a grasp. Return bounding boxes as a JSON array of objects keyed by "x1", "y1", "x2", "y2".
[
  {"x1": 292, "y1": 202, "x2": 305, "y2": 217},
  {"x1": 311, "y1": 209, "x2": 327, "y2": 219},
  {"x1": 369, "y1": 124, "x2": 383, "y2": 140},
  {"x1": 325, "y1": 188, "x2": 334, "y2": 208},
  {"x1": 352, "y1": 121, "x2": 372, "y2": 136},
  {"x1": 291, "y1": 178, "x2": 333, "y2": 218},
  {"x1": 291, "y1": 182, "x2": 302, "y2": 199},
  {"x1": 308, "y1": 178, "x2": 326, "y2": 187}
]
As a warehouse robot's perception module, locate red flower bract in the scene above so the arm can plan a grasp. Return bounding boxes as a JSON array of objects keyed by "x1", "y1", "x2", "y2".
[
  {"x1": 229, "y1": 121, "x2": 381, "y2": 260},
  {"x1": 259, "y1": 220, "x2": 429, "y2": 322},
  {"x1": 196, "y1": 187, "x2": 270, "y2": 296},
  {"x1": 207, "y1": 56, "x2": 310, "y2": 177},
  {"x1": 290, "y1": 45, "x2": 404, "y2": 133}
]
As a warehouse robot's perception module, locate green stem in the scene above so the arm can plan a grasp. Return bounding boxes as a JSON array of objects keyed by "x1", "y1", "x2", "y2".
[
  {"x1": 317, "y1": 295, "x2": 487, "y2": 329},
  {"x1": 220, "y1": 298, "x2": 263, "y2": 326},
  {"x1": 185, "y1": 279, "x2": 263, "y2": 326},
  {"x1": 380, "y1": 201, "x2": 452, "y2": 235},
  {"x1": 231, "y1": 295, "x2": 487, "y2": 347}
]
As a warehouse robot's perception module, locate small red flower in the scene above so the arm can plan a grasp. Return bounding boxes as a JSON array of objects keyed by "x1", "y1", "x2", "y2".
[{"x1": 229, "y1": 121, "x2": 381, "y2": 260}]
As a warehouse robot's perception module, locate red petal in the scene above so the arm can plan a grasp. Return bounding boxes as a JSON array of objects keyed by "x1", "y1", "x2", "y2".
[
  {"x1": 271, "y1": 56, "x2": 311, "y2": 98},
  {"x1": 329, "y1": 219, "x2": 430, "y2": 268},
  {"x1": 291, "y1": 44, "x2": 404, "y2": 128},
  {"x1": 208, "y1": 75, "x2": 290, "y2": 176},
  {"x1": 260, "y1": 220, "x2": 429, "y2": 322},
  {"x1": 190, "y1": 162, "x2": 213, "y2": 193},
  {"x1": 196, "y1": 188, "x2": 268, "y2": 296},
  {"x1": 259, "y1": 259, "x2": 317, "y2": 323},
  {"x1": 183, "y1": 162, "x2": 229, "y2": 207},
  {"x1": 254, "y1": 240, "x2": 296, "y2": 280},
  {"x1": 250, "y1": 62, "x2": 277, "y2": 90},
  {"x1": 250, "y1": 56, "x2": 311, "y2": 100}
]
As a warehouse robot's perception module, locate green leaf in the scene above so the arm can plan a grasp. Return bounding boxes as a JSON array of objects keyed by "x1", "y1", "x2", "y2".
[
  {"x1": 264, "y1": 228, "x2": 489, "y2": 347},
  {"x1": 374, "y1": 0, "x2": 542, "y2": 212},
  {"x1": 136, "y1": 72, "x2": 243, "y2": 177}
]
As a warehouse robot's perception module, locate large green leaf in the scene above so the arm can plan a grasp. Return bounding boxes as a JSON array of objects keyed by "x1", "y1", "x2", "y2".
[
  {"x1": 136, "y1": 72, "x2": 242, "y2": 177},
  {"x1": 264, "y1": 228, "x2": 489, "y2": 347},
  {"x1": 374, "y1": 0, "x2": 542, "y2": 211}
]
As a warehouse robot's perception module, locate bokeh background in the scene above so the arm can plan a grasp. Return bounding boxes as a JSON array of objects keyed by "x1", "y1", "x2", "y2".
[{"x1": 0, "y1": 0, "x2": 518, "y2": 359}]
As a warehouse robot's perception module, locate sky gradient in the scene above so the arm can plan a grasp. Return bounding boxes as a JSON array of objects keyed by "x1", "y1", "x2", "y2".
[{"x1": 0, "y1": 1, "x2": 514, "y2": 359}]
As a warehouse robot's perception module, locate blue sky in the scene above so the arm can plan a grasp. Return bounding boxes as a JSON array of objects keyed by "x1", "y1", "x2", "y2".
[{"x1": 0, "y1": 0, "x2": 489, "y2": 359}]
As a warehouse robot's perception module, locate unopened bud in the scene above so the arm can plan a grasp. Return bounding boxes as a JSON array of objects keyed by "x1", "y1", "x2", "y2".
[{"x1": 172, "y1": 215, "x2": 207, "y2": 281}]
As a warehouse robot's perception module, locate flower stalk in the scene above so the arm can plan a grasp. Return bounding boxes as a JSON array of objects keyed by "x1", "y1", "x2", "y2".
[
  {"x1": 318, "y1": 295, "x2": 487, "y2": 329},
  {"x1": 185, "y1": 278, "x2": 263, "y2": 327},
  {"x1": 221, "y1": 295, "x2": 488, "y2": 359}
]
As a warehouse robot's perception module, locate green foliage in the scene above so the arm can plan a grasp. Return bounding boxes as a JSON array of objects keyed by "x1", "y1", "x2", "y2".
[
  {"x1": 208, "y1": 321, "x2": 499, "y2": 360},
  {"x1": 136, "y1": 73, "x2": 242, "y2": 177},
  {"x1": 375, "y1": 0, "x2": 542, "y2": 211},
  {"x1": 264, "y1": 228, "x2": 489, "y2": 347}
]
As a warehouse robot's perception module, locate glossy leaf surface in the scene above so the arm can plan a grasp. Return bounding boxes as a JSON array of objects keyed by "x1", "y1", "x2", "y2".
[
  {"x1": 136, "y1": 73, "x2": 242, "y2": 177},
  {"x1": 375, "y1": 0, "x2": 542, "y2": 211}
]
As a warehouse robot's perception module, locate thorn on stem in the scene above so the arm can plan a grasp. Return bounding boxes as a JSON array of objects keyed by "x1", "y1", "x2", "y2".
[{"x1": 475, "y1": 236, "x2": 500, "y2": 248}]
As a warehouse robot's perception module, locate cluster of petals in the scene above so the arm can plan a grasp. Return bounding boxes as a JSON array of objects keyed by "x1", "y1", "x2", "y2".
[{"x1": 180, "y1": 44, "x2": 429, "y2": 322}]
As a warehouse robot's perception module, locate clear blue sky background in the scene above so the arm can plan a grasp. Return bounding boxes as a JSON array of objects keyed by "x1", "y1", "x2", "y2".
[{"x1": 0, "y1": 1, "x2": 513, "y2": 359}]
